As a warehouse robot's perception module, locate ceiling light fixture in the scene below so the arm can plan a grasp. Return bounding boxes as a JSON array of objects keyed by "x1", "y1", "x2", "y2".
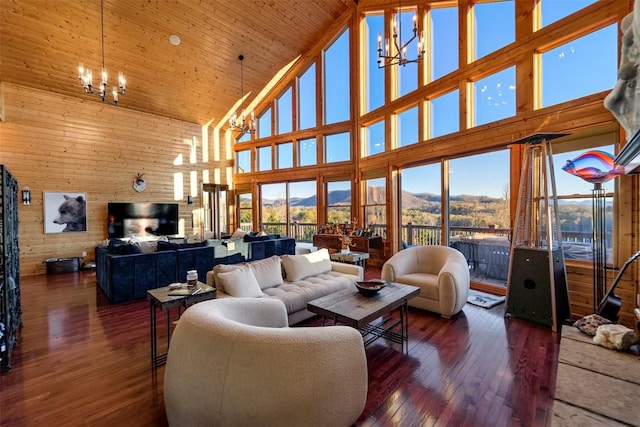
[
  {"x1": 229, "y1": 55, "x2": 255, "y2": 135},
  {"x1": 78, "y1": 0, "x2": 126, "y2": 105},
  {"x1": 377, "y1": 0, "x2": 425, "y2": 68}
]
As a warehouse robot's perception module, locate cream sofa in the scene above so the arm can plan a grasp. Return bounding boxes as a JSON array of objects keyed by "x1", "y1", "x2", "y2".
[
  {"x1": 164, "y1": 298, "x2": 368, "y2": 427},
  {"x1": 381, "y1": 245, "x2": 470, "y2": 318},
  {"x1": 205, "y1": 248, "x2": 364, "y2": 324}
]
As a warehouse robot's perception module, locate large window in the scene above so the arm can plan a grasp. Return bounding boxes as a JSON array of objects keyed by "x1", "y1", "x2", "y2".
[
  {"x1": 277, "y1": 87, "x2": 293, "y2": 134},
  {"x1": 430, "y1": 5, "x2": 458, "y2": 82},
  {"x1": 400, "y1": 163, "x2": 441, "y2": 246},
  {"x1": 364, "y1": 177, "x2": 386, "y2": 233},
  {"x1": 473, "y1": 0, "x2": 514, "y2": 60},
  {"x1": 326, "y1": 132, "x2": 350, "y2": 163},
  {"x1": 363, "y1": 120, "x2": 385, "y2": 156},
  {"x1": 397, "y1": 106, "x2": 418, "y2": 148},
  {"x1": 327, "y1": 180, "x2": 351, "y2": 224},
  {"x1": 236, "y1": 150, "x2": 251, "y2": 173},
  {"x1": 449, "y1": 150, "x2": 510, "y2": 286},
  {"x1": 298, "y1": 64, "x2": 316, "y2": 130},
  {"x1": 539, "y1": 25, "x2": 617, "y2": 108},
  {"x1": 324, "y1": 29, "x2": 350, "y2": 124},
  {"x1": 430, "y1": 89, "x2": 459, "y2": 138},
  {"x1": 298, "y1": 137, "x2": 317, "y2": 166},
  {"x1": 473, "y1": 67, "x2": 516, "y2": 127},
  {"x1": 364, "y1": 13, "x2": 385, "y2": 113}
]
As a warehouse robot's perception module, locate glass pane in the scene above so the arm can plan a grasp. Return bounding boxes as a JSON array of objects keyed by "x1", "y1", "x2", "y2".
[
  {"x1": 364, "y1": 120, "x2": 385, "y2": 156},
  {"x1": 365, "y1": 177, "x2": 386, "y2": 231},
  {"x1": 431, "y1": 89, "x2": 459, "y2": 138},
  {"x1": 277, "y1": 87, "x2": 292, "y2": 134},
  {"x1": 326, "y1": 132, "x2": 350, "y2": 163},
  {"x1": 298, "y1": 64, "x2": 316, "y2": 130},
  {"x1": 324, "y1": 29, "x2": 350, "y2": 124},
  {"x1": 366, "y1": 177, "x2": 386, "y2": 204},
  {"x1": 327, "y1": 181, "x2": 351, "y2": 224},
  {"x1": 397, "y1": 106, "x2": 418, "y2": 147},
  {"x1": 473, "y1": 67, "x2": 516, "y2": 126},
  {"x1": 430, "y1": 6, "x2": 458, "y2": 82},
  {"x1": 277, "y1": 142, "x2": 293, "y2": 169},
  {"x1": 397, "y1": 10, "x2": 419, "y2": 97},
  {"x1": 401, "y1": 163, "x2": 441, "y2": 246},
  {"x1": 236, "y1": 132, "x2": 251, "y2": 143},
  {"x1": 298, "y1": 137, "x2": 317, "y2": 166},
  {"x1": 364, "y1": 13, "x2": 385, "y2": 113},
  {"x1": 474, "y1": 0, "x2": 514, "y2": 60},
  {"x1": 261, "y1": 183, "x2": 286, "y2": 231},
  {"x1": 539, "y1": 0, "x2": 597, "y2": 28},
  {"x1": 449, "y1": 150, "x2": 511, "y2": 286},
  {"x1": 236, "y1": 150, "x2": 251, "y2": 173},
  {"x1": 290, "y1": 180, "x2": 317, "y2": 240},
  {"x1": 238, "y1": 193, "x2": 252, "y2": 230},
  {"x1": 257, "y1": 146, "x2": 272, "y2": 172},
  {"x1": 540, "y1": 25, "x2": 617, "y2": 108},
  {"x1": 258, "y1": 107, "x2": 272, "y2": 138}
]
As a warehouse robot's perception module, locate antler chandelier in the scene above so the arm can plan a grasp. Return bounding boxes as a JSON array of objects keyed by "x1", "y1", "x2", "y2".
[
  {"x1": 78, "y1": 0, "x2": 126, "y2": 105},
  {"x1": 377, "y1": 0, "x2": 425, "y2": 68},
  {"x1": 229, "y1": 55, "x2": 255, "y2": 135}
]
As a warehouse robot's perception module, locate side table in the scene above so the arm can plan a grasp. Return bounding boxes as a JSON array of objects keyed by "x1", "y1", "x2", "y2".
[
  {"x1": 147, "y1": 282, "x2": 216, "y2": 368},
  {"x1": 330, "y1": 251, "x2": 369, "y2": 268}
]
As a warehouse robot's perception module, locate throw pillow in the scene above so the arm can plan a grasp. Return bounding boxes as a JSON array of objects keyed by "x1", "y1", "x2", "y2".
[
  {"x1": 212, "y1": 263, "x2": 244, "y2": 293},
  {"x1": 111, "y1": 243, "x2": 141, "y2": 255},
  {"x1": 281, "y1": 248, "x2": 332, "y2": 281},
  {"x1": 248, "y1": 256, "x2": 284, "y2": 290},
  {"x1": 231, "y1": 228, "x2": 247, "y2": 238},
  {"x1": 216, "y1": 266, "x2": 263, "y2": 298},
  {"x1": 573, "y1": 313, "x2": 612, "y2": 336},
  {"x1": 135, "y1": 240, "x2": 158, "y2": 253}
]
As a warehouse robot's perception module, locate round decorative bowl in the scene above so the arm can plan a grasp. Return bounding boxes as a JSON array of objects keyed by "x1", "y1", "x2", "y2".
[{"x1": 355, "y1": 281, "x2": 386, "y2": 297}]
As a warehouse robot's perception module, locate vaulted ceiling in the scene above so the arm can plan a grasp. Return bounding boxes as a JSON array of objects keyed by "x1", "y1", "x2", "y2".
[{"x1": 0, "y1": 0, "x2": 356, "y2": 125}]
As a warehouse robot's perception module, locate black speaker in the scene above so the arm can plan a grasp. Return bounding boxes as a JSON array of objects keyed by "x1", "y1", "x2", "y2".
[{"x1": 506, "y1": 247, "x2": 570, "y2": 330}]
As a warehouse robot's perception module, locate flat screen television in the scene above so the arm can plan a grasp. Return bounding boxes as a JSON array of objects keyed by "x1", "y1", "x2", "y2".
[{"x1": 108, "y1": 202, "x2": 179, "y2": 238}]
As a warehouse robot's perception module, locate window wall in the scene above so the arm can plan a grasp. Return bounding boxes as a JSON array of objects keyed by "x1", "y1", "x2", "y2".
[
  {"x1": 327, "y1": 180, "x2": 352, "y2": 224},
  {"x1": 259, "y1": 181, "x2": 317, "y2": 239},
  {"x1": 230, "y1": 1, "x2": 627, "y2": 299},
  {"x1": 237, "y1": 192, "x2": 252, "y2": 231}
]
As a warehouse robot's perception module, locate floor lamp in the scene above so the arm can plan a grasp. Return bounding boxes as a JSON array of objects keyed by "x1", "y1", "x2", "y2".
[{"x1": 562, "y1": 150, "x2": 622, "y2": 312}]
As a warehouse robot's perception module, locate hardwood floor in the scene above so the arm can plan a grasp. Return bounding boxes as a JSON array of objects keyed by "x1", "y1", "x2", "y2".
[{"x1": 1, "y1": 269, "x2": 560, "y2": 426}]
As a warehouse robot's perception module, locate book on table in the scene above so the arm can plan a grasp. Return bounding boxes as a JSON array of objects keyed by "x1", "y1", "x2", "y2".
[{"x1": 167, "y1": 285, "x2": 203, "y2": 296}]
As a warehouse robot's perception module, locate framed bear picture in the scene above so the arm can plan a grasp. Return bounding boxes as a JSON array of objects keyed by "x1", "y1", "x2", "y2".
[{"x1": 44, "y1": 191, "x2": 87, "y2": 234}]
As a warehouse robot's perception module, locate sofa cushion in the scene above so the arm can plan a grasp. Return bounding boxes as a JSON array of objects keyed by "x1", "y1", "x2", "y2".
[
  {"x1": 110, "y1": 243, "x2": 142, "y2": 255},
  {"x1": 216, "y1": 266, "x2": 263, "y2": 298},
  {"x1": 248, "y1": 256, "x2": 284, "y2": 290},
  {"x1": 263, "y1": 270, "x2": 358, "y2": 314},
  {"x1": 212, "y1": 264, "x2": 243, "y2": 293},
  {"x1": 281, "y1": 248, "x2": 332, "y2": 281},
  {"x1": 231, "y1": 228, "x2": 247, "y2": 238}
]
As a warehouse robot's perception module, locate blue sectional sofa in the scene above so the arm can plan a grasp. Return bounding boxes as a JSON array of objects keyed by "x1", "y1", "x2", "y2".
[{"x1": 95, "y1": 237, "x2": 295, "y2": 303}]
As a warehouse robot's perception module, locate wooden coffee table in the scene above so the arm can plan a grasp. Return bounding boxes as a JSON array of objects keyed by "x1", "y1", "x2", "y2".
[{"x1": 307, "y1": 281, "x2": 419, "y2": 353}]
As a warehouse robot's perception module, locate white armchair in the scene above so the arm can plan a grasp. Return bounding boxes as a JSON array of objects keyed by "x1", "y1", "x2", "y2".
[
  {"x1": 381, "y1": 245, "x2": 470, "y2": 318},
  {"x1": 164, "y1": 298, "x2": 368, "y2": 427}
]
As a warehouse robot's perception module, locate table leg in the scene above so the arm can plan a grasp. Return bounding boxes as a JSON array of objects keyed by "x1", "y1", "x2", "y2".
[
  {"x1": 150, "y1": 302, "x2": 157, "y2": 368},
  {"x1": 401, "y1": 302, "x2": 409, "y2": 354}
]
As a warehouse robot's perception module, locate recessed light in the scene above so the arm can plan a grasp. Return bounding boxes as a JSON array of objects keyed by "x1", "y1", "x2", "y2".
[{"x1": 169, "y1": 35, "x2": 181, "y2": 46}]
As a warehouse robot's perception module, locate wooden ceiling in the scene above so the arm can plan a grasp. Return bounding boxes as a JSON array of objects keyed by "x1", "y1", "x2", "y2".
[{"x1": 0, "y1": 0, "x2": 355, "y2": 125}]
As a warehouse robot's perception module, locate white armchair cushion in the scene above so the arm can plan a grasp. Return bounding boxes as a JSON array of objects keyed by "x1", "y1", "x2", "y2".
[
  {"x1": 216, "y1": 266, "x2": 263, "y2": 298},
  {"x1": 281, "y1": 248, "x2": 332, "y2": 281}
]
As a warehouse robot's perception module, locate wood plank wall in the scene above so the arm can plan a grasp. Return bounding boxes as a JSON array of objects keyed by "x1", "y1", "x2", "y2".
[{"x1": 0, "y1": 82, "x2": 232, "y2": 276}]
